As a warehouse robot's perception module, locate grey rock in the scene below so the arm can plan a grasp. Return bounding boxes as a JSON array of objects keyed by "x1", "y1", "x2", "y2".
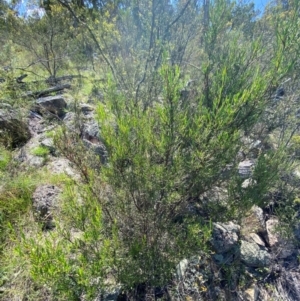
[
  {"x1": 83, "y1": 120, "x2": 100, "y2": 140},
  {"x1": 80, "y1": 103, "x2": 94, "y2": 115},
  {"x1": 15, "y1": 137, "x2": 47, "y2": 168},
  {"x1": 249, "y1": 140, "x2": 262, "y2": 159},
  {"x1": 41, "y1": 138, "x2": 56, "y2": 155},
  {"x1": 102, "y1": 288, "x2": 120, "y2": 301},
  {"x1": 243, "y1": 284, "x2": 256, "y2": 301},
  {"x1": 266, "y1": 217, "x2": 296, "y2": 258},
  {"x1": 251, "y1": 140, "x2": 262, "y2": 149},
  {"x1": 27, "y1": 155, "x2": 45, "y2": 167},
  {"x1": 176, "y1": 258, "x2": 189, "y2": 280},
  {"x1": 28, "y1": 112, "x2": 45, "y2": 135},
  {"x1": 28, "y1": 110, "x2": 42, "y2": 119},
  {"x1": 0, "y1": 109, "x2": 31, "y2": 147},
  {"x1": 63, "y1": 111, "x2": 100, "y2": 141},
  {"x1": 62, "y1": 112, "x2": 82, "y2": 136},
  {"x1": 211, "y1": 222, "x2": 240, "y2": 253},
  {"x1": 47, "y1": 158, "x2": 80, "y2": 181},
  {"x1": 237, "y1": 150, "x2": 246, "y2": 161},
  {"x1": 174, "y1": 255, "x2": 209, "y2": 298},
  {"x1": 36, "y1": 95, "x2": 67, "y2": 117},
  {"x1": 213, "y1": 286, "x2": 227, "y2": 300},
  {"x1": 266, "y1": 218, "x2": 280, "y2": 247},
  {"x1": 32, "y1": 185, "x2": 61, "y2": 229},
  {"x1": 238, "y1": 160, "x2": 255, "y2": 178},
  {"x1": 241, "y1": 178, "x2": 257, "y2": 189},
  {"x1": 213, "y1": 249, "x2": 237, "y2": 265},
  {"x1": 257, "y1": 270, "x2": 300, "y2": 300},
  {"x1": 283, "y1": 270, "x2": 300, "y2": 300},
  {"x1": 63, "y1": 111, "x2": 76, "y2": 127},
  {"x1": 40, "y1": 138, "x2": 55, "y2": 154},
  {"x1": 62, "y1": 102, "x2": 103, "y2": 156},
  {"x1": 240, "y1": 240, "x2": 271, "y2": 267},
  {"x1": 83, "y1": 139, "x2": 107, "y2": 164},
  {"x1": 241, "y1": 205, "x2": 265, "y2": 236},
  {"x1": 248, "y1": 233, "x2": 266, "y2": 248},
  {"x1": 201, "y1": 186, "x2": 228, "y2": 207},
  {"x1": 213, "y1": 253, "x2": 225, "y2": 264},
  {"x1": 93, "y1": 285, "x2": 121, "y2": 301}
]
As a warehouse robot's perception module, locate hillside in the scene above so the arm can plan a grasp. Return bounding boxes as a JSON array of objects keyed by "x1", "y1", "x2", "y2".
[{"x1": 1, "y1": 0, "x2": 300, "y2": 300}]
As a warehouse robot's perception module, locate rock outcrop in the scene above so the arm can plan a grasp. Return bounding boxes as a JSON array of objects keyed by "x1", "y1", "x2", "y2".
[
  {"x1": 170, "y1": 201, "x2": 300, "y2": 301},
  {"x1": 3, "y1": 78, "x2": 300, "y2": 301},
  {"x1": 0, "y1": 109, "x2": 31, "y2": 147},
  {"x1": 36, "y1": 95, "x2": 67, "y2": 117},
  {"x1": 32, "y1": 184, "x2": 61, "y2": 230}
]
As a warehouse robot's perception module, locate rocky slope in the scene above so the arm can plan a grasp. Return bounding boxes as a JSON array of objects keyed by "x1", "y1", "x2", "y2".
[{"x1": 1, "y1": 84, "x2": 300, "y2": 301}]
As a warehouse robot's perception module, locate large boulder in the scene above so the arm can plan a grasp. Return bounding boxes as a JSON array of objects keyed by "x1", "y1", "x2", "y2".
[
  {"x1": 0, "y1": 109, "x2": 31, "y2": 147},
  {"x1": 36, "y1": 95, "x2": 67, "y2": 117},
  {"x1": 240, "y1": 240, "x2": 271, "y2": 267}
]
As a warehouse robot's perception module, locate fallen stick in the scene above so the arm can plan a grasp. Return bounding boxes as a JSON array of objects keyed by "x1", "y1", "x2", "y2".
[{"x1": 24, "y1": 84, "x2": 71, "y2": 98}]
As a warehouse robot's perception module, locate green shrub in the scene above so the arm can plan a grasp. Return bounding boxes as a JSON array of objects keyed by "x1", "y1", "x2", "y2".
[
  {"x1": 10, "y1": 0, "x2": 300, "y2": 299},
  {"x1": 31, "y1": 146, "x2": 50, "y2": 157},
  {"x1": 289, "y1": 135, "x2": 300, "y2": 158}
]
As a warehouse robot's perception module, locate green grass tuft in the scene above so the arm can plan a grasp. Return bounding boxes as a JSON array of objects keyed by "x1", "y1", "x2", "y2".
[
  {"x1": 31, "y1": 146, "x2": 50, "y2": 157},
  {"x1": 0, "y1": 148, "x2": 11, "y2": 171}
]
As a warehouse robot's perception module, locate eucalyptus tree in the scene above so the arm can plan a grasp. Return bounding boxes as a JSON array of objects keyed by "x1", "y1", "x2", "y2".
[{"x1": 6, "y1": 2, "x2": 77, "y2": 78}]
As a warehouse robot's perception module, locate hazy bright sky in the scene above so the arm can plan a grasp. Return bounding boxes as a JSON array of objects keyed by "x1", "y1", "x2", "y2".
[
  {"x1": 252, "y1": 0, "x2": 269, "y2": 12},
  {"x1": 14, "y1": 0, "x2": 271, "y2": 18}
]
